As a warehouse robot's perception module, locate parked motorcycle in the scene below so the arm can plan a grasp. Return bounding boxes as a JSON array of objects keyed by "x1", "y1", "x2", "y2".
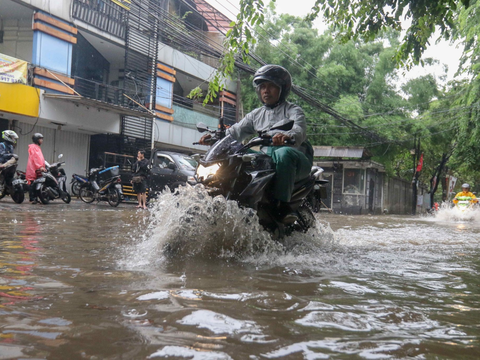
[
  {"x1": 78, "y1": 165, "x2": 123, "y2": 207},
  {"x1": 71, "y1": 172, "x2": 88, "y2": 196},
  {"x1": 33, "y1": 154, "x2": 71, "y2": 205},
  {"x1": 0, "y1": 155, "x2": 25, "y2": 204},
  {"x1": 193, "y1": 119, "x2": 322, "y2": 239}
]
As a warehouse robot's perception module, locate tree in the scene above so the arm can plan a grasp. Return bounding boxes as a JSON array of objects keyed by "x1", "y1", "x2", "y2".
[{"x1": 202, "y1": 0, "x2": 470, "y2": 103}]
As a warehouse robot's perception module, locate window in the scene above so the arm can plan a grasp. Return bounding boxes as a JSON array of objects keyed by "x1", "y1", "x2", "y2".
[
  {"x1": 156, "y1": 155, "x2": 174, "y2": 169},
  {"x1": 343, "y1": 168, "x2": 365, "y2": 195},
  {"x1": 156, "y1": 77, "x2": 173, "y2": 108},
  {"x1": 172, "y1": 155, "x2": 197, "y2": 170}
]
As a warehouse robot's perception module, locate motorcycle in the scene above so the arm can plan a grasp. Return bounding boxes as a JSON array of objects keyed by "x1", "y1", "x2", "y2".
[
  {"x1": 33, "y1": 154, "x2": 71, "y2": 205},
  {"x1": 70, "y1": 172, "x2": 88, "y2": 196},
  {"x1": 0, "y1": 155, "x2": 25, "y2": 204},
  {"x1": 306, "y1": 167, "x2": 329, "y2": 213},
  {"x1": 78, "y1": 165, "x2": 123, "y2": 207},
  {"x1": 192, "y1": 119, "x2": 321, "y2": 239},
  {"x1": 454, "y1": 196, "x2": 476, "y2": 213}
]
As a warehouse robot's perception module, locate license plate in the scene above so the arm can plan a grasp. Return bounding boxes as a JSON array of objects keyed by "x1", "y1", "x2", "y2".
[{"x1": 12, "y1": 179, "x2": 24, "y2": 186}]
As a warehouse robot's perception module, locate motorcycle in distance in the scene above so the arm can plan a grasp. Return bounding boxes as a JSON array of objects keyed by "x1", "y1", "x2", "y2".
[
  {"x1": 454, "y1": 196, "x2": 476, "y2": 214},
  {"x1": 192, "y1": 119, "x2": 322, "y2": 239},
  {"x1": 0, "y1": 154, "x2": 25, "y2": 204},
  {"x1": 70, "y1": 172, "x2": 88, "y2": 197},
  {"x1": 78, "y1": 165, "x2": 123, "y2": 207},
  {"x1": 33, "y1": 154, "x2": 71, "y2": 205}
]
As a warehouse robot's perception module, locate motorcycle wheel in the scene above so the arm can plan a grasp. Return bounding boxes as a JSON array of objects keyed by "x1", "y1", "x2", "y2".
[
  {"x1": 12, "y1": 190, "x2": 24, "y2": 204},
  {"x1": 107, "y1": 189, "x2": 120, "y2": 207},
  {"x1": 38, "y1": 185, "x2": 50, "y2": 205},
  {"x1": 79, "y1": 184, "x2": 95, "y2": 204},
  {"x1": 71, "y1": 181, "x2": 81, "y2": 196},
  {"x1": 61, "y1": 192, "x2": 71, "y2": 204}
]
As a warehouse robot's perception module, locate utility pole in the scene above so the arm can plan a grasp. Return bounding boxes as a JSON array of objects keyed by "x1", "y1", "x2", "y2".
[
  {"x1": 411, "y1": 135, "x2": 417, "y2": 215},
  {"x1": 411, "y1": 136, "x2": 422, "y2": 215}
]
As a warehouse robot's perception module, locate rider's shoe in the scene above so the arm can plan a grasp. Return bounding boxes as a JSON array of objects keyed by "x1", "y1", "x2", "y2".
[{"x1": 275, "y1": 201, "x2": 298, "y2": 225}]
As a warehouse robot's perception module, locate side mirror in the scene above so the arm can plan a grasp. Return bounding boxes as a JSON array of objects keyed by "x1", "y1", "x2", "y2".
[
  {"x1": 167, "y1": 163, "x2": 177, "y2": 170},
  {"x1": 196, "y1": 122, "x2": 209, "y2": 133},
  {"x1": 58, "y1": 154, "x2": 64, "y2": 159},
  {"x1": 270, "y1": 120, "x2": 294, "y2": 132}
]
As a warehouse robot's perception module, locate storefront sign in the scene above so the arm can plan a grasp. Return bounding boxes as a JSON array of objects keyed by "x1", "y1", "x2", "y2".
[{"x1": 0, "y1": 53, "x2": 28, "y2": 84}]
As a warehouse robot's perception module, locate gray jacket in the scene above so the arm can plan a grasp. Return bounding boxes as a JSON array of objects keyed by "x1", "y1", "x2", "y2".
[{"x1": 226, "y1": 101, "x2": 307, "y2": 148}]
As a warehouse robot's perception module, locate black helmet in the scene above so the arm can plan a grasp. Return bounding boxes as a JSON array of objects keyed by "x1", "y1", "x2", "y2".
[
  {"x1": 253, "y1": 64, "x2": 292, "y2": 105},
  {"x1": 32, "y1": 133, "x2": 44, "y2": 145}
]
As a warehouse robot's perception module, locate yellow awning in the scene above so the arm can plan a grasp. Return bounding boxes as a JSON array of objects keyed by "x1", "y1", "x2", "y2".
[{"x1": 0, "y1": 83, "x2": 40, "y2": 118}]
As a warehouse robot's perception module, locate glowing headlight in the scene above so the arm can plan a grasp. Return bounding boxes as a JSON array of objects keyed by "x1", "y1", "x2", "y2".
[{"x1": 196, "y1": 164, "x2": 220, "y2": 180}]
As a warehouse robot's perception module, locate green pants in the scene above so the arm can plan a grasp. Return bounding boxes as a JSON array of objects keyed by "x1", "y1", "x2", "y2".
[{"x1": 266, "y1": 146, "x2": 313, "y2": 203}]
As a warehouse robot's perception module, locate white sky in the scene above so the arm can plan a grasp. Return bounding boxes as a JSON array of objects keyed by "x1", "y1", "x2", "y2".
[{"x1": 205, "y1": 0, "x2": 464, "y2": 86}]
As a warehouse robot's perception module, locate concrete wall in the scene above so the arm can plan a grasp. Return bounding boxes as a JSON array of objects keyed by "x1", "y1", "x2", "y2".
[
  {"x1": 15, "y1": 122, "x2": 90, "y2": 180},
  {"x1": 16, "y1": 0, "x2": 71, "y2": 20},
  {"x1": 154, "y1": 121, "x2": 205, "y2": 153},
  {"x1": 40, "y1": 95, "x2": 122, "y2": 134},
  {"x1": 0, "y1": 18, "x2": 33, "y2": 62},
  {"x1": 383, "y1": 177, "x2": 414, "y2": 215}
]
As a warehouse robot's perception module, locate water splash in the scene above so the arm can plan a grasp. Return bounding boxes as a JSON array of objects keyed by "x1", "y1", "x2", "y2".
[
  {"x1": 121, "y1": 185, "x2": 337, "y2": 267},
  {"x1": 429, "y1": 202, "x2": 480, "y2": 223}
]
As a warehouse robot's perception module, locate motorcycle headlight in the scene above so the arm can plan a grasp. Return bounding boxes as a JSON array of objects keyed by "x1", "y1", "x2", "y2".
[{"x1": 196, "y1": 164, "x2": 220, "y2": 181}]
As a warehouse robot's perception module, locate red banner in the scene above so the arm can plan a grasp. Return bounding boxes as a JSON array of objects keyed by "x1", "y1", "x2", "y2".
[{"x1": 416, "y1": 153, "x2": 424, "y2": 172}]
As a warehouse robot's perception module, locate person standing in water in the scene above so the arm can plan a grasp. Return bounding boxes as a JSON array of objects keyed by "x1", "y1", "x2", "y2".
[
  {"x1": 26, "y1": 133, "x2": 46, "y2": 204},
  {"x1": 131, "y1": 149, "x2": 150, "y2": 209}
]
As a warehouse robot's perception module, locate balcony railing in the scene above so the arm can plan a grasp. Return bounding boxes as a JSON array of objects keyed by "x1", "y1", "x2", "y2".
[
  {"x1": 72, "y1": 0, "x2": 126, "y2": 39},
  {"x1": 74, "y1": 76, "x2": 151, "y2": 115}
]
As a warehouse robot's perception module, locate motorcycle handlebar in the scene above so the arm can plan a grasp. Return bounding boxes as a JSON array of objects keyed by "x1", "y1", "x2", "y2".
[{"x1": 193, "y1": 138, "x2": 218, "y2": 146}]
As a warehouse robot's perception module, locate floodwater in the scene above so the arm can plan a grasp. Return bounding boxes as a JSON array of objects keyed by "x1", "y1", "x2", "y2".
[{"x1": 1, "y1": 188, "x2": 480, "y2": 359}]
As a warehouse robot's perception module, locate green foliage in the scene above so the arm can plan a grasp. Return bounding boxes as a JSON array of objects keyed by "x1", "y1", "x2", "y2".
[
  {"x1": 236, "y1": 5, "x2": 466, "y2": 184},
  {"x1": 308, "y1": 0, "x2": 470, "y2": 67}
]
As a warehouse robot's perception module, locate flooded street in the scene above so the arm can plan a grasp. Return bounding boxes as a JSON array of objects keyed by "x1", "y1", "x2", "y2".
[{"x1": 1, "y1": 193, "x2": 480, "y2": 359}]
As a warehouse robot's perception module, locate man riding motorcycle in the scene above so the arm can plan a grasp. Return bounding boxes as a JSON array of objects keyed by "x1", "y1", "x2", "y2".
[
  {"x1": 0, "y1": 130, "x2": 19, "y2": 169},
  {"x1": 199, "y1": 65, "x2": 313, "y2": 223},
  {"x1": 453, "y1": 183, "x2": 478, "y2": 205},
  {"x1": 26, "y1": 133, "x2": 46, "y2": 204}
]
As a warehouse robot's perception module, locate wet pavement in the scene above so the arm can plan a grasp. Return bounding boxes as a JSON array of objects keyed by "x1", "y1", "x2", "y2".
[{"x1": 1, "y1": 189, "x2": 480, "y2": 359}]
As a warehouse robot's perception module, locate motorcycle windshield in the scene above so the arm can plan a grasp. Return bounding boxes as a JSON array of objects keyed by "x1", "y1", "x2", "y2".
[{"x1": 203, "y1": 135, "x2": 243, "y2": 164}]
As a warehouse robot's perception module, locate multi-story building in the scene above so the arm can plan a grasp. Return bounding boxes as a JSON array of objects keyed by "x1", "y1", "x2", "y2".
[{"x1": 0, "y1": 0, "x2": 238, "y2": 177}]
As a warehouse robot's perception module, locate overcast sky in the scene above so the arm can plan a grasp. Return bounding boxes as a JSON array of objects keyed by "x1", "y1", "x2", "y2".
[{"x1": 205, "y1": 0, "x2": 465, "y2": 86}]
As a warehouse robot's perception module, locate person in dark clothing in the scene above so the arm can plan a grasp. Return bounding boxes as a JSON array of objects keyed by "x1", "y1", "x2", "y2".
[
  {"x1": 132, "y1": 149, "x2": 149, "y2": 209},
  {"x1": 0, "y1": 130, "x2": 19, "y2": 169}
]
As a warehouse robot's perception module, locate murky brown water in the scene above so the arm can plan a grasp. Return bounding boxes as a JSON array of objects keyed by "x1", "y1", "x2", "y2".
[{"x1": 1, "y1": 195, "x2": 480, "y2": 359}]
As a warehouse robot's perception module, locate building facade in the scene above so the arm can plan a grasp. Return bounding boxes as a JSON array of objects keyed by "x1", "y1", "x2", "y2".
[
  {"x1": 314, "y1": 146, "x2": 430, "y2": 215},
  {"x1": 0, "y1": 0, "x2": 237, "y2": 176}
]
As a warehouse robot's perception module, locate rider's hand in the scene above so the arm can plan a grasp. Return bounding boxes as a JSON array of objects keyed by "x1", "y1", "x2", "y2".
[
  {"x1": 40, "y1": 167, "x2": 46, "y2": 172},
  {"x1": 272, "y1": 133, "x2": 291, "y2": 146},
  {"x1": 199, "y1": 134, "x2": 212, "y2": 145}
]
